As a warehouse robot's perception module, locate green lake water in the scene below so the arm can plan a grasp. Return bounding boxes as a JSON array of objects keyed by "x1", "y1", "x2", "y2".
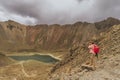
[{"x1": 9, "y1": 54, "x2": 59, "y2": 63}]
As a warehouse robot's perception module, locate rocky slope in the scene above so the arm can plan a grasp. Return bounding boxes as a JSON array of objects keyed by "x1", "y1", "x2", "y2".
[
  {"x1": 26, "y1": 17, "x2": 120, "y2": 51},
  {"x1": 0, "y1": 20, "x2": 28, "y2": 51},
  {"x1": 26, "y1": 22, "x2": 98, "y2": 51},
  {"x1": 0, "y1": 17, "x2": 120, "y2": 52},
  {"x1": 49, "y1": 24, "x2": 120, "y2": 80}
]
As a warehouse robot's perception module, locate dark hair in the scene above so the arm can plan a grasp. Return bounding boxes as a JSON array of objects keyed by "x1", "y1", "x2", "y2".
[{"x1": 89, "y1": 41, "x2": 94, "y2": 44}]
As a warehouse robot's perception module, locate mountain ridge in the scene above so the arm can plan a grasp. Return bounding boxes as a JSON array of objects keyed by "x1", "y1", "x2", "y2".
[{"x1": 0, "y1": 17, "x2": 120, "y2": 52}]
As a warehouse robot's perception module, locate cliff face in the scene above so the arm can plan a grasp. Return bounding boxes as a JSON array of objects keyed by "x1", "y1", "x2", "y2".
[
  {"x1": 0, "y1": 17, "x2": 120, "y2": 52},
  {"x1": 26, "y1": 22, "x2": 98, "y2": 51},
  {"x1": 0, "y1": 20, "x2": 27, "y2": 51},
  {"x1": 25, "y1": 17, "x2": 120, "y2": 51}
]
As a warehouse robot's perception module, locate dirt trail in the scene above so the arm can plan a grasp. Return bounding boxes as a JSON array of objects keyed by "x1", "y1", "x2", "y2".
[{"x1": 19, "y1": 61, "x2": 36, "y2": 77}]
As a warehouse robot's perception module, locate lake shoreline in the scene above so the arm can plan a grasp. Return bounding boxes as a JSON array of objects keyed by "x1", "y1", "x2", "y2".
[{"x1": 6, "y1": 52, "x2": 62, "y2": 61}]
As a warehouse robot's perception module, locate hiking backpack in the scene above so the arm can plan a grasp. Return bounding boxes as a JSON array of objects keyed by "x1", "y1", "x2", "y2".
[{"x1": 93, "y1": 45, "x2": 100, "y2": 53}]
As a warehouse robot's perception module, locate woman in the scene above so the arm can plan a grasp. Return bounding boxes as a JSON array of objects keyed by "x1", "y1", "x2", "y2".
[{"x1": 88, "y1": 42, "x2": 99, "y2": 70}]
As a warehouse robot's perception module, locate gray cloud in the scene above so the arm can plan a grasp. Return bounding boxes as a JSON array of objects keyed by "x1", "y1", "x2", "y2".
[
  {"x1": 92, "y1": 0, "x2": 120, "y2": 20},
  {"x1": 0, "y1": 0, "x2": 120, "y2": 25}
]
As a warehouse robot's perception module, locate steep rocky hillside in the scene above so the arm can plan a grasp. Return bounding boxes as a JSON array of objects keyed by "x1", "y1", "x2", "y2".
[
  {"x1": 26, "y1": 17, "x2": 120, "y2": 51},
  {"x1": 26, "y1": 22, "x2": 98, "y2": 51},
  {"x1": 0, "y1": 20, "x2": 28, "y2": 51},
  {"x1": 0, "y1": 17, "x2": 120, "y2": 52},
  {"x1": 49, "y1": 24, "x2": 120, "y2": 80}
]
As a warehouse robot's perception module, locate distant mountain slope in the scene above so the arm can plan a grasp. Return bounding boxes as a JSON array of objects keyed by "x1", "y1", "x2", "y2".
[
  {"x1": 95, "y1": 17, "x2": 120, "y2": 31},
  {"x1": 0, "y1": 20, "x2": 28, "y2": 51},
  {"x1": 26, "y1": 17, "x2": 120, "y2": 51},
  {"x1": 26, "y1": 22, "x2": 97, "y2": 51},
  {"x1": 0, "y1": 17, "x2": 120, "y2": 52}
]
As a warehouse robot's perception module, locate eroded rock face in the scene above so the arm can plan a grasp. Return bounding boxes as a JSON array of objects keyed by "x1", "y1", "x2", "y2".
[
  {"x1": 0, "y1": 17, "x2": 120, "y2": 52},
  {"x1": 0, "y1": 20, "x2": 27, "y2": 51},
  {"x1": 26, "y1": 22, "x2": 97, "y2": 51},
  {"x1": 25, "y1": 17, "x2": 120, "y2": 51}
]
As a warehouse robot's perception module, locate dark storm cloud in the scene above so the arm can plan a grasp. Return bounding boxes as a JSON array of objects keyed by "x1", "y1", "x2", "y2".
[{"x1": 0, "y1": 0, "x2": 120, "y2": 24}]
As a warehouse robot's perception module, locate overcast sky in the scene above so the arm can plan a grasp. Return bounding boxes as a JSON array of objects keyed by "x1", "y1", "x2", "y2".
[{"x1": 0, "y1": 0, "x2": 120, "y2": 25}]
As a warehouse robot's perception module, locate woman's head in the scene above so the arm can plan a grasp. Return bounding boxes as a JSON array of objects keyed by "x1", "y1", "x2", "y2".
[{"x1": 89, "y1": 41, "x2": 94, "y2": 45}]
